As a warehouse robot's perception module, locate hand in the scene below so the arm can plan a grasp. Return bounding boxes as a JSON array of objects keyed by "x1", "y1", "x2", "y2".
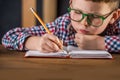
[
  {"x1": 25, "y1": 34, "x2": 63, "y2": 53},
  {"x1": 74, "y1": 33, "x2": 105, "y2": 50}
]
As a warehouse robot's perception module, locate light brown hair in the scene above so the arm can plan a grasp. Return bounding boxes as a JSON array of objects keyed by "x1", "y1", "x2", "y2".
[
  {"x1": 92, "y1": 0, "x2": 120, "y2": 9},
  {"x1": 70, "y1": 0, "x2": 120, "y2": 10},
  {"x1": 87, "y1": 0, "x2": 119, "y2": 10}
]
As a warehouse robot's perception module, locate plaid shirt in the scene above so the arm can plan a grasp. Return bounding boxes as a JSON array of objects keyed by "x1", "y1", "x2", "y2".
[{"x1": 2, "y1": 13, "x2": 120, "y2": 53}]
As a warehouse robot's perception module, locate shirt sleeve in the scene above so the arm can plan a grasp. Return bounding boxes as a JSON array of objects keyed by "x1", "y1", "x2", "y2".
[
  {"x1": 105, "y1": 36, "x2": 120, "y2": 53},
  {"x1": 1, "y1": 13, "x2": 71, "y2": 51},
  {"x1": 2, "y1": 22, "x2": 56, "y2": 51},
  {"x1": 105, "y1": 18, "x2": 120, "y2": 53}
]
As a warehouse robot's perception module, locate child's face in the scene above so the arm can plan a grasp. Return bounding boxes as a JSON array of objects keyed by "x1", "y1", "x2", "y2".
[{"x1": 70, "y1": 0, "x2": 114, "y2": 35}]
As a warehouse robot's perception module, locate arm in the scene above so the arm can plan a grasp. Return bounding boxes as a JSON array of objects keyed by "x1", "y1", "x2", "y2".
[
  {"x1": 74, "y1": 34, "x2": 120, "y2": 53},
  {"x1": 25, "y1": 13, "x2": 70, "y2": 52},
  {"x1": 2, "y1": 19, "x2": 57, "y2": 51},
  {"x1": 74, "y1": 34, "x2": 105, "y2": 50},
  {"x1": 25, "y1": 34, "x2": 63, "y2": 52},
  {"x1": 2, "y1": 26, "x2": 46, "y2": 51},
  {"x1": 2, "y1": 13, "x2": 70, "y2": 51},
  {"x1": 75, "y1": 18, "x2": 120, "y2": 53},
  {"x1": 104, "y1": 18, "x2": 120, "y2": 53}
]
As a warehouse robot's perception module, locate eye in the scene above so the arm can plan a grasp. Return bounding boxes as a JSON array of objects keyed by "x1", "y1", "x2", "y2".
[
  {"x1": 92, "y1": 14, "x2": 101, "y2": 18},
  {"x1": 74, "y1": 10, "x2": 82, "y2": 14}
]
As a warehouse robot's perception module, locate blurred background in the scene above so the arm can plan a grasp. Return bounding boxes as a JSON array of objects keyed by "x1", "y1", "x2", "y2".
[
  {"x1": 0, "y1": 0, "x2": 120, "y2": 44},
  {"x1": 0, "y1": 0, "x2": 69, "y2": 44}
]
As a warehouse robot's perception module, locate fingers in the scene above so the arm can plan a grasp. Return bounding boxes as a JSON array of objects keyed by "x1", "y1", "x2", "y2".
[
  {"x1": 59, "y1": 40, "x2": 63, "y2": 49},
  {"x1": 75, "y1": 33, "x2": 83, "y2": 39},
  {"x1": 38, "y1": 34, "x2": 63, "y2": 53},
  {"x1": 45, "y1": 39, "x2": 60, "y2": 51},
  {"x1": 46, "y1": 34, "x2": 63, "y2": 49},
  {"x1": 74, "y1": 33, "x2": 84, "y2": 49},
  {"x1": 40, "y1": 42, "x2": 59, "y2": 53},
  {"x1": 75, "y1": 33, "x2": 83, "y2": 44},
  {"x1": 75, "y1": 33, "x2": 95, "y2": 50}
]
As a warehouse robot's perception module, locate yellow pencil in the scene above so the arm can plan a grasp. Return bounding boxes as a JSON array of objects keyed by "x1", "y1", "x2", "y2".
[
  {"x1": 30, "y1": 8, "x2": 63, "y2": 49},
  {"x1": 30, "y1": 8, "x2": 51, "y2": 34}
]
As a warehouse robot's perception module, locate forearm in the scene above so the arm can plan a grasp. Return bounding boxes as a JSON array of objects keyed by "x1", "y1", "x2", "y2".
[
  {"x1": 25, "y1": 36, "x2": 41, "y2": 51},
  {"x1": 94, "y1": 35, "x2": 120, "y2": 53}
]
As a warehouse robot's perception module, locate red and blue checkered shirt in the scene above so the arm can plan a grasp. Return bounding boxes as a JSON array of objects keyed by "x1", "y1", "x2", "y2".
[{"x1": 2, "y1": 13, "x2": 120, "y2": 53}]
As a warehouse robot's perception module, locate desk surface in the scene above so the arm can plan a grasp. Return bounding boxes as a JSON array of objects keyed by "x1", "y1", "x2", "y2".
[{"x1": 0, "y1": 45, "x2": 120, "y2": 80}]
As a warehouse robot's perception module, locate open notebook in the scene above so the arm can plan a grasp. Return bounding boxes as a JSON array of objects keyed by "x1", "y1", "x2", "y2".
[{"x1": 25, "y1": 46, "x2": 112, "y2": 59}]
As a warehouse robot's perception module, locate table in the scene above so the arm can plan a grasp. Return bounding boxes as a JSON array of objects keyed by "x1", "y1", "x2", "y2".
[{"x1": 0, "y1": 45, "x2": 120, "y2": 80}]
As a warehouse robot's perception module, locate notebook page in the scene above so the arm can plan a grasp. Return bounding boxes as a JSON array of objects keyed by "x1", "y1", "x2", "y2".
[
  {"x1": 25, "y1": 50, "x2": 68, "y2": 58},
  {"x1": 67, "y1": 46, "x2": 81, "y2": 52},
  {"x1": 67, "y1": 46, "x2": 112, "y2": 58},
  {"x1": 69, "y1": 50, "x2": 112, "y2": 58}
]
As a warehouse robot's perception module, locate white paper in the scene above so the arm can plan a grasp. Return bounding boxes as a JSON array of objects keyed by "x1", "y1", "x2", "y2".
[
  {"x1": 69, "y1": 50, "x2": 112, "y2": 58},
  {"x1": 25, "y1": 46, "x2": 112, "y2": 59},
  {"x1": 25, "y1": 50, "x2": 68, "y2": 58}
]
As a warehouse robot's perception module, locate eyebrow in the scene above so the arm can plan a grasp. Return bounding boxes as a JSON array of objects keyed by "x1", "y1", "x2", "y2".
[
  {"x1": 71, "y1": 4, "x2": 110, "y2": 16},
  {"x1": 73, "y1": 7, "x2": 111, "y2": 16}
]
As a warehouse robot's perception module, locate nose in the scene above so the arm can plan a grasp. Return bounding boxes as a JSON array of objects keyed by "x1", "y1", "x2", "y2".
[{"x1": 80, "y1": 17, "x2": 88, "y2": 27}]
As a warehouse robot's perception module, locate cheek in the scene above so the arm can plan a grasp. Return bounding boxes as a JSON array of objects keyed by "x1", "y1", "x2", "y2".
[
  {"x1": 95, "y1": 16, "x2": 113, "y2": 34},
  {"x1": 97, "y1": 20, "x2": 111, "y2": 33},
  {"x1": 92, "y1": 27, "x2": 106, "y2": 34},
  {"x1": 91, "y1": 21, "x2": 109, "y2": 34},
  {"x1": 71, "y1": 21, "x2": 79, "y2": 30}
]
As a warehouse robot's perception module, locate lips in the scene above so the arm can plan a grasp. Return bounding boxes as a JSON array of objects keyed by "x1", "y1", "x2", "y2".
[{"x1": 79, "y1": 29, "x2": 89, "y2": 34}]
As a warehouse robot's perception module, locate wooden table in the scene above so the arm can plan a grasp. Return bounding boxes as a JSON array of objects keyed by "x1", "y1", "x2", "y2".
[{"x1": 0, "y1": 45, "x2": 120, "y2": 80}]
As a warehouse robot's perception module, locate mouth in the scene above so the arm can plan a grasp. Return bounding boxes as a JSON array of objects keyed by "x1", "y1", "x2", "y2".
[{"x1": 79, "y1": 29, "x2": 89, "y2": 34}]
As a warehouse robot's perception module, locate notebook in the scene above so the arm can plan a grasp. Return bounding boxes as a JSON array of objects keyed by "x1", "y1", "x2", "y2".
[{"x1": 25, "y1": 46, "x2": 112, "y2": 59}]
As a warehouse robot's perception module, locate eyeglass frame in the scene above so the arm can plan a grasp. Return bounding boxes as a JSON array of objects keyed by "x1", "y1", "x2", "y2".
[{"x1": 68, "y1": 7, "x2": 116, "y2": 27}]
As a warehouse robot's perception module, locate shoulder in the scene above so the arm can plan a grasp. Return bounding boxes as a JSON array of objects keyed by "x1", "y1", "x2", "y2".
[
  {"x1": 104, "y1": 17, "x2": 120, "y2": 35},
  {"x1": 55, "y1": 13, "x2": 71, "y2": 24}
]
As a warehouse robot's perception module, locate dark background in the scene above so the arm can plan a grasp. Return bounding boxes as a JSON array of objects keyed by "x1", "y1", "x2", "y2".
[
  {"x1": 0, "y1": 0, "x2": 69, "y2": 44},
  {"x1": 0, "y1": 0, "x2": 21, "y2": 44}
]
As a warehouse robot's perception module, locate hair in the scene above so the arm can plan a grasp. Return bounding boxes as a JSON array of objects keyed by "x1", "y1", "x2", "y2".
[
  {"x1": 70, "y1": 0, "x2": 120, "y2": 10},
  {"x1": 91, "y1": 0, "x2": 120, "y2": 10}
]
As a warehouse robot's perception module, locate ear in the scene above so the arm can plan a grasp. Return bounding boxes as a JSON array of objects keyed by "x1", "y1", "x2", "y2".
[
  {"x1": 69, "y1": 0, "x2": 72, "y2": 4},
  {"x1": 109, "y1": 9, "x2": 120, "y2": 24},
  {"x1": 69, "y1": 0, "x2": 72, "y2": 8}
]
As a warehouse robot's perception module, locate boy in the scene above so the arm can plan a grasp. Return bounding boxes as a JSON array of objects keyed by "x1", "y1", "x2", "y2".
[{"x1": 2, "y1": 0, "x2": 120, "y2": 53}]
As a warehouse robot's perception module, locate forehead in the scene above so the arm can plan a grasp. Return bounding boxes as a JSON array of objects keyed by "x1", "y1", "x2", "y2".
[{"x1": 72, "y1": 0, "x2": 111, "y2": 15}]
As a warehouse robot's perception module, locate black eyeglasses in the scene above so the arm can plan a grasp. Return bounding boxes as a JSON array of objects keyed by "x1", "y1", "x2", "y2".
[{"x1": 68, "y1": 7, "x2": 116, "y2": 27}]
